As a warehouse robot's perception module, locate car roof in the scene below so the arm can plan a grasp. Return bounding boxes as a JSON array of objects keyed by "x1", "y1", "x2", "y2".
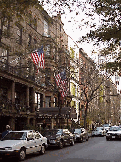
[
  {"x1": 110, "y1": 126, "x2": 119, "y2": 127},
  {"x1": 74, "y1": 128, "x2": 81, "y2": 130},
  {"x1": 9, "y1": 130, "x2": 35, "y2": 133}
]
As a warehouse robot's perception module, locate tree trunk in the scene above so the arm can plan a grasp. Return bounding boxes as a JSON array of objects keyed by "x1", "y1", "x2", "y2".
[{"x1": 84, "y1": 103, "x2": 88, "y2": 129}]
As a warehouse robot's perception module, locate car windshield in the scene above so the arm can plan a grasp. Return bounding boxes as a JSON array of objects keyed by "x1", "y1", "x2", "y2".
[
  {"x1": 95, "y1": 127, "x2": 103, "y2": 131},
  {"x1": 109, "y1": 127, "x2": 120, "y2": 131},
  {"x1": 74, "y1": 129, "x2": 81, "y2": 133},
  {"x1": 1, "y1": 132, "x2": 27, "y2": 140},
  {"x1": 103, "y1": 124, "x2": 109, "y2": 127},
  {"x1": 43, "y1": 129, "x2": 62, "y2": 136}
]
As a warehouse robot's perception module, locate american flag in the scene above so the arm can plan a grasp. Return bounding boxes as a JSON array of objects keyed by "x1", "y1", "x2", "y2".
[
  {"x1": 38, "y1": 46, "x2": 45, "y2": 68},
  {"x1": 55, "y1": 71, "x2": 68, "y2": 97},
  {"x1": 31, "y1": 50, "x2": 39, "y2": 65},
  {"x1": 31, "y1": 46, "x2": 45, "y2": 71}
]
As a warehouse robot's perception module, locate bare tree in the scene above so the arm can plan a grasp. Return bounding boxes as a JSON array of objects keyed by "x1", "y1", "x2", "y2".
[{"x1": 79, "y1": 49, "x2": 105, "y2": 128}]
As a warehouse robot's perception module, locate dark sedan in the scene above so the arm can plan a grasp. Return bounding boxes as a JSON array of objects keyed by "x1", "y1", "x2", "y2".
[
  {"x1": 42, "y1": 129, "x2": 74, "y2": 149},
  {"x1": 72, "y1": 128, "x2": 89, "y2": 142}
]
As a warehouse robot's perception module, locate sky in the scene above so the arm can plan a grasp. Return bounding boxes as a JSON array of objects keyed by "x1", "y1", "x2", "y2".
[{"x1": 41, "y1": 0, "x2": 104, "y2": 59}]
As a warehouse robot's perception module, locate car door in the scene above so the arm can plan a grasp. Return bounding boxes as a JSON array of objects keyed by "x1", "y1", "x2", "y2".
[
  {"x1": 34, "y1": 132, "x2": 43, "y2": 152},
  {"x1": 81, "y1": 128, "x2": 86, "y2": 140},
  {"x1": 63, "y1": 129, "x2": 70, "y2": 144},
  {"x1": 26, "y1": 132, "x2": 37, "y2": 154}
]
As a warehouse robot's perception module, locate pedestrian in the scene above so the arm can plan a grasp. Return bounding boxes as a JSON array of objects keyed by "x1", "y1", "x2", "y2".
[{"x1": 2, "y1": 125, "x2": 12, "y2": 138}]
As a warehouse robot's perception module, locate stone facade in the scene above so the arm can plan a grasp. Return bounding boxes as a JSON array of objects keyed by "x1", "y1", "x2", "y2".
[{"x1": 0, "y1": 5, "x2": 76, "y2": 132}]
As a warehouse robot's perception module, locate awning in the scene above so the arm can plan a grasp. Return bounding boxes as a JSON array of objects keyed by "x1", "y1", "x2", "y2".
[{"x1": 37, "y1": 107, "x2": 77, "y2": 119}]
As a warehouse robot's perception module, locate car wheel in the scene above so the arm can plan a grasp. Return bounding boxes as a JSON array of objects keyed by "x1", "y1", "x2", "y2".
[
  {"x1": 58, "y1": 140, "x2": 63, "y2": 149},
  {"x1": 70, "y1": 139, "x2": 74, "y2": 146},
  {"x1": 40, "y1": 145, "x2": 45, "y2": 155},
  {"x1": 80, "y1": 137, "x2": 83, "y2": 143},
  {"x1": 19, "y1": 148, "x2": 26, "y2": 161},
  {"x1": 106, "y1": 138, "x2": 109, "y2": 141},
  {"x1": 2, "y1": 155, "x2": 8, "y2": 161},
  {"x1": 86, "y1": 137, "x2": 89, "y2": 141}
]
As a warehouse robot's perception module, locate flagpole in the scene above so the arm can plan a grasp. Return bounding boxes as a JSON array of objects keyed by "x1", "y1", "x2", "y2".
[{"x1": 58, "y1": 92, "x2": 60, "y2": 128}]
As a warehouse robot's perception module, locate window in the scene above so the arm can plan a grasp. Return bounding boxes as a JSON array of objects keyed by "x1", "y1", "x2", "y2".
[
  {"x1": 44, "y1": 20, "x2": 48, "y2": 36},
  {"x1": 60, "y1": 24, "x2": 61, "y2": 32},
  {"x1": 33, "y1": 18, "x2": 37, "y2": 30},
  {"x1": 45, "y1": 68, "x2": 51, "y2": 85},
  {"x1": 45, "y1": 96, "x2": 51, "y2": 107},
  {"x1": 28, "y1": 34, "x2": 32, "y2": 46},
  {"x1": 45, "y1": 45, "x2": 50, "y2": 56},
  {"x1": 28, "y1": 13, "x2": 32, "y2": 26},
  {"x1": 34, "y1": 38, "x2": 37, "y2": 48},
  {"x1": 0, "y1": 48, "x2": 7, "y2": 63},
  {"x1": 53, "y1": 48, "x2": 56, "y2": 60},
  {"x1": 15, "y1": 91, "x2": 20, "y2": 105},
  {"x1": 35, "y1": 93, "x2": 43, "y2": 110},
  {"x1": 34, "y1": 38, "x2": 37, "y2": 44},
  {"x1": 17, "y1": 26, "x2": 22, "y2": 45},
  {"x1": 2, "y1": 17, "x2": 10, "y2": 37},
  {"x1": 71, "y1": 83, "x2": 76, "y2": 96},
  {"x1": 54, "y1": 97, "x2": 57, "y2": 107}
]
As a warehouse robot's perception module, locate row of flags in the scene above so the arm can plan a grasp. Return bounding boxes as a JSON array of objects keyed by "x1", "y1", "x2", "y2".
[{"x1": 31, "y1": 46, "x2": 68, "y2": 98}]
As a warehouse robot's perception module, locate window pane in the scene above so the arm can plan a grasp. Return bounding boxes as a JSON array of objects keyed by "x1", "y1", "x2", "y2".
[
  {"x1": 35, "y1": 93, "x2": 37, "y2": 104},
  {"x1": 44, "y1": 20, "x2": 48, "y2": 36},
  {"x1": 45, "y1": 96, "x2": 51, "y2": 107}
]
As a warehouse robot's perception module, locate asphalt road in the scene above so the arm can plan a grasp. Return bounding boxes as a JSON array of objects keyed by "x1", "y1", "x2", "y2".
[{"x1": 1, "y1": 136, "x2": 121, "y2": 162}]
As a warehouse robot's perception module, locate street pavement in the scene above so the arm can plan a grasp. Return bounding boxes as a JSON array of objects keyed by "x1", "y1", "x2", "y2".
[{"x1": 1, "y1": 136, "x2": 121, "y2": 162}]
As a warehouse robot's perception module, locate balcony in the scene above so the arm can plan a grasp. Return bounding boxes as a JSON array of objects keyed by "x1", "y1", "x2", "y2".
[{"x1": 0, "y1": 61, "x2": 35, "y2": 82}]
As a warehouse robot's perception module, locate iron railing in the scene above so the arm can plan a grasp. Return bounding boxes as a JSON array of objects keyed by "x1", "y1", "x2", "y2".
[{"x1": 0, "y1": 61, "x2": 35, "y2": 82}]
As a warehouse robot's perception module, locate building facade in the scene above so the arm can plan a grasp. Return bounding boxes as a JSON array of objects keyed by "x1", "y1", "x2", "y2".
[
  {"x1": 0, "y1": 5, "x2": 76, "y2": 132},
  {"x1": 69, "y1": 47, "x2": 80, "y2": 124}
]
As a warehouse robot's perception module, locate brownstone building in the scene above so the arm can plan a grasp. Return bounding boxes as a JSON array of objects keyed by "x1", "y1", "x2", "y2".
[
  {"x1": 0, "y1": 5, "x2": 76, "y2": 132},
  {"x1": 79, "y1": 48, "x2": 120, "y2": 128}
]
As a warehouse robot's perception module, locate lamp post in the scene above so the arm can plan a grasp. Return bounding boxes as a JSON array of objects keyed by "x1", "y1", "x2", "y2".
[{"x1": 78, "y1": 102, "x2": 80, "y2": 126}]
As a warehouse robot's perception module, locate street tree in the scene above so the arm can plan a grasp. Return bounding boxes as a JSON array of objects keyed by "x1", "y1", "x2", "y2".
[
  {"x1": 79, "y1": 49, "x2": 106, "y2": 128},
  {"x1": 79, "y1": 0, "x2": 121, "y2": 74}
]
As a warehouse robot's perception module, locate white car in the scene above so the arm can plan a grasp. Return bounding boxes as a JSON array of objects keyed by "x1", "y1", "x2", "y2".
[
  {"x1": 106, "y1": 126, "x2": 121, "y2": 141},
  {"x1": 0, "y1": 130, "x2": 48, "y2": 161},
  {"x1": 92, "y1": 127, "x2": 105, "y2": 137}
]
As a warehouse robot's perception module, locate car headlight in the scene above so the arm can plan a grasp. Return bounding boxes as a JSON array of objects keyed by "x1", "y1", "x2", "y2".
[{"x1": 5, "y1": 147, "x2": 12, "y2": 150}]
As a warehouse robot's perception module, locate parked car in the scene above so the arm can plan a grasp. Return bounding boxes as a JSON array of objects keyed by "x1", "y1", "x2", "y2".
[
  {"x1": 92, "y1": 127, "x2": 105, "y2": 137},
  {"x1": 0, "y1": 130, "x2": 48, "y2": 161},
  {"x1": 103, "y1": 124, "x2": 110, "y2": 133},
  {"x1": 73, "y1": 128, "x2": 89, "y2": 142},
  {"x1": 42, "y1": 129, "x2": 74, "y2": 149},
  {"x1": 106, "y1": 126, "x2": 121, "y2": 141}
]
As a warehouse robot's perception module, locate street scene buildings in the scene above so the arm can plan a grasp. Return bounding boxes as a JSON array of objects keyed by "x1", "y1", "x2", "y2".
[{"x1": 0, "y1": 3, "x2": 120, "y2": 133}]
